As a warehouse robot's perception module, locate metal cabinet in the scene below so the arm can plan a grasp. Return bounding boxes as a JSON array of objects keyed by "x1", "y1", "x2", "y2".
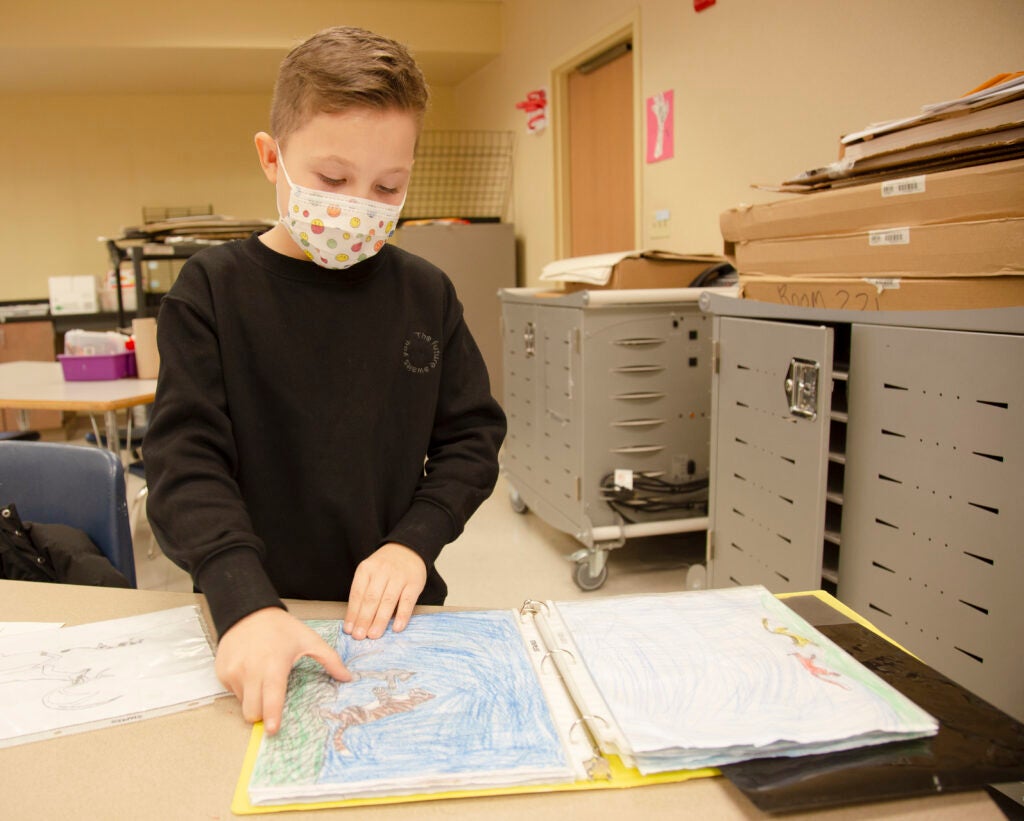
[
  {"x1": 702, "y1": 293, "x2": 1024, "y2": 721},
  {"x1": 839, "y1": 323, "x2": 1023, "y2": 724},
  {"x1": 500, "y1": 287, "x2": 716, "y2": 590},
  {"x1": 707, "y1": 317, "x2": 834, "y2": 592}
]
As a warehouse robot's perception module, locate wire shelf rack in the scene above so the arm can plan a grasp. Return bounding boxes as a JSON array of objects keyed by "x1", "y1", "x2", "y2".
[{"x1": 403, "y1": 130, "x2": 515, "y2": 221}]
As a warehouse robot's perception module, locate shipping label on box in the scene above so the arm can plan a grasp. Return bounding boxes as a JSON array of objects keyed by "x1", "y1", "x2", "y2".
[
  {"x1": 48, "y1": 275, "x2": 98, "y2": 315},
  {"x1": 734, "y1": 217, "x2": 1024, "y2": 278},
  {"x1": 720, "y1": 157, "x2": 1024, "y2": 243}
]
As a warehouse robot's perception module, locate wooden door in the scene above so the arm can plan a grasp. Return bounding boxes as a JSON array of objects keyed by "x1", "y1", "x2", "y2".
[{"x1": 567, "y1": 45, "x2": 634, "y2": 256}]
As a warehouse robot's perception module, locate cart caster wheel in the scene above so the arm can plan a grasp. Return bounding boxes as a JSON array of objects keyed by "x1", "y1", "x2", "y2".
[
  {"x1": 573, "y1": 561, "x2": 608, "y2": 592},
  {"x1": 509, "y1": 489, "x2": 528, "y2": 514}
]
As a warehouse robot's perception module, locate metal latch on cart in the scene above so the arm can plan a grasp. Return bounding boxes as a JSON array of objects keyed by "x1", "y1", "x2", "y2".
[
  {"x1": 784, "y1": 358, "x2": 820, "y2": 420},
  {"x1": 523, "y1": 321, "x2": 536, "y2": 358}
]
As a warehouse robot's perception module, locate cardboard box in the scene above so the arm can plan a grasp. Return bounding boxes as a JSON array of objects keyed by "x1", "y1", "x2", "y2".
[
  {"x1": 734, "y1": 218, "x2": 1024, "y2": 278},
  {"x1": 739, "y1": 275, "x2": 1024, "y2": 312},
  {"x1": 48, "y1": 275, "x2": 98, "y2": 315},
  {"x1": 560, "y1": 253, "x2": 730, "y2": 292},
  {"x1": 721, "y1": 158, "x2": 1024, "y2": 243}
]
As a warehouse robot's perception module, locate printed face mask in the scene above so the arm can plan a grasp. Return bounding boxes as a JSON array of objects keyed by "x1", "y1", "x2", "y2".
[{"x1": 276, "y1": 146, "x2": 404, "y2": 270}]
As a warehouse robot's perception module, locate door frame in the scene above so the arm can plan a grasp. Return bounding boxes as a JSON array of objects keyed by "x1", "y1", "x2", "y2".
[{"x1": 551, "y1": 11, "x2": 642, "y2": 260}]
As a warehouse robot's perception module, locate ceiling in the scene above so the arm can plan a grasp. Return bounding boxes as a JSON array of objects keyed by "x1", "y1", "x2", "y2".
[{"x1": 0, "y1": 0, "x2": 503, "y2": 95}]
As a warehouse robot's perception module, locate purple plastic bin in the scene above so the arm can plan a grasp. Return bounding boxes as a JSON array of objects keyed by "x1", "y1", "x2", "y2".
[{"x1": 58, "y1": 352, "x2": 138, "y2": 381}]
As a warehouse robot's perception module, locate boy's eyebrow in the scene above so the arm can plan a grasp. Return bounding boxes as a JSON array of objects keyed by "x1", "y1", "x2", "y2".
[{"x1": 313, "y1": 154, "x2": 412, "y2": 174}]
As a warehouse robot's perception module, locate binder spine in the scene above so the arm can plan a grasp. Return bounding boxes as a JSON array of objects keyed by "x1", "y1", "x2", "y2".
[{"x1": 519, "y1": 600, "x2": 632, "y2": 776}]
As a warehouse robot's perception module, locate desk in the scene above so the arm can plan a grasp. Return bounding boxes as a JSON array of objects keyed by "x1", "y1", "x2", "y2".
[
  {"x1": 0, "y1": 361, "x2": 157, "y2": 456},
  {"x1": 0, "y1": 580, "x2": 1002, "y2": 821}
]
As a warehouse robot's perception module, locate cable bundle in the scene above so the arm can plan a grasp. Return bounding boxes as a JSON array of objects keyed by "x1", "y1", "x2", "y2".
[{"x1": 599, "y1": 472, "x2": 708, "y2": 522}]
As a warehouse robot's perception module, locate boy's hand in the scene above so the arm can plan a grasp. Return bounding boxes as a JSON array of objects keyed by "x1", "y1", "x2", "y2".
[
  {"x1": 215, "y1": 607, "x2": 351, "y2": 735},
  {"x1": 345, "y1": 542, "x2": 427, "y2": 640}
]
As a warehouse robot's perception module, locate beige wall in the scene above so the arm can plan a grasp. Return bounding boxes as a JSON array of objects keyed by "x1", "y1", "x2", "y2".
[
  {"x1": 0, "y1": 88, "x2": 457, "y2": 302},
  {"x1": 0, "y1": 93, "x2": 270, "y2": 301},
  {"x1": 0, "y1": 0, "x2": 480, "y2": 303},
  {"x1": 2, "y1": 0, "x2": 1022, "y2": 300},
  {"x1": 452, "y1": 0, "x2": 1024, "y2": 285}
]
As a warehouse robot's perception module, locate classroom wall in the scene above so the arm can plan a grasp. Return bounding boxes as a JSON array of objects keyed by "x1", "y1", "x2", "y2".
[
  {"x1": 0, "y1": 0, "x2": 474, "y2": 303},
  {"x1": 0, "y1": 87, "x2": 458, "y2": 302},
  {"x1": 450, "y1": 0, "x2": 1024, "y2": 285},
  {"x1": 2, "y1": 0, "x2": 1021, "y2": 300},
  {"x1": 0, "y1": 93, "x2": 264, "y2": 302}
]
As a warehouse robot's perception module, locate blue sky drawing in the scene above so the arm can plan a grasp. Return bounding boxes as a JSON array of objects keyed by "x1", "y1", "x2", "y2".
[{"x1": 312, "y1": 610, "x2": 567, "y2": 786}]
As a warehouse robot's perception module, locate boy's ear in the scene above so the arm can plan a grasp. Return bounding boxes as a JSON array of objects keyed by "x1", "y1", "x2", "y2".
[{"x1": 254, "y1": 132, "x2": 279, "y2": 183}]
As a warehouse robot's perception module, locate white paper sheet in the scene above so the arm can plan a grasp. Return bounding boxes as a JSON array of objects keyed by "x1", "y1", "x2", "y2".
[
  {"x1": 0, "y1": 605, "x2": 228, "y2": 748},
  {"x1": 0, "y1": 622, "x2": 63, "y2": 636},
  {"x1": 550, "y1": 587, "x2": 938, "y2": 773}
]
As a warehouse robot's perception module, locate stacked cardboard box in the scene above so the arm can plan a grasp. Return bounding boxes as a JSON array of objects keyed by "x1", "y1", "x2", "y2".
[
  {"x1": 542, "y1": 251, "x2": 732, "y2": 292},
  {"x1": 721, "y1": 157, "x2": 1024, "y2": 311}
]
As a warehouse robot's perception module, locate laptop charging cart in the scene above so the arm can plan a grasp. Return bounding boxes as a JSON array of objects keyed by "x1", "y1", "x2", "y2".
[{"x1": 499, "y1": 286, "x2": 729, "y2": 590}]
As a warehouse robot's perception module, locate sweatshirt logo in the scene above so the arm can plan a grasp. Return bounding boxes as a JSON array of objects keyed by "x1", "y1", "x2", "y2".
[{"x1": 403, "y1": 331, "x2": 440, "y2": 374}]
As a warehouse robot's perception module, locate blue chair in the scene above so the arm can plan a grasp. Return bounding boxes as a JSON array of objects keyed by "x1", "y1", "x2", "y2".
[{"x1": 0, "y1": 441, "x2": 137, "y2": 586}]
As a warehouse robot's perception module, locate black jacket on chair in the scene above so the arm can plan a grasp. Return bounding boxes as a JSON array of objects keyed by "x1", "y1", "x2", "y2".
[{"x1": 0, "y1": 504, "x2": 130, "y2": 588}]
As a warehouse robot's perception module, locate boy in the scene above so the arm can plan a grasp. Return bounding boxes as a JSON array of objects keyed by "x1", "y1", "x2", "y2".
[{"x1": 144, "y1": 27, "x2": 506, "y2": 735}]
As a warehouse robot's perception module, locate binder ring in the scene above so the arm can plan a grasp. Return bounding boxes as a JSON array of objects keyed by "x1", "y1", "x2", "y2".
[
  {"x1": 519, "y1": 599, "x2": 549, "y2": 616},
  {"x1": 569, "y1": 714, "x2": 609, "y2": 741},
  {"x1": 539, "y1": 647, "x2": 575, "y2": 672}
]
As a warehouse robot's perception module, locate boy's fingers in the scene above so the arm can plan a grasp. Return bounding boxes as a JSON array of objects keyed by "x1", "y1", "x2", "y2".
[
  {"x1": 343, "y1": 575, "x2": 368, "y2": 635},
  {"x1": 348, "y1": 581, "x2": 386, "y2": 640},
  {"x1": 240, "y1": 680, "x2": 263, "y2": 725},
  {"x1": 366, "y1": 585, "x2": 401, "y2": 639},
  {"x1": 305, "y1": 636, "x2": 352, "y2": 683},
  {"x1": 262, "y1": 675, "x2": 286, "y2": 736},
  {"x1": 392, "y1": 587, "x2": 419, "y2": 632}
]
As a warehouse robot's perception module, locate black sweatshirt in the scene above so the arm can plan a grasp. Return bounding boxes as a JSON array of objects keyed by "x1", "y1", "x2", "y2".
[{"x1": 143, "y1": 234, "x2": 506, "y2": 637}]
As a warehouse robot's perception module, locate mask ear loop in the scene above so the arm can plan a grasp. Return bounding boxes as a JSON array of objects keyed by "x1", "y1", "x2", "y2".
[
  {"x1": 274, "y1": 141, "x2": 296, "y2": 187},
  {"x1": 273, "y1": 141, "x2": 296, "y2": 224}
]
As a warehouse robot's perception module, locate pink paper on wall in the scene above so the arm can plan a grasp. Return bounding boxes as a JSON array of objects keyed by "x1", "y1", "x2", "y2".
[{"x1": 646, "y1": 90, "x2": 674, "y2": 163}]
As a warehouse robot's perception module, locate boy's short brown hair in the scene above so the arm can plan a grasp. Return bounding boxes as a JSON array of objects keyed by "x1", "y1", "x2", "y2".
[{"x1": 270, "y1": 26, "x2": 429, "y2": 142}]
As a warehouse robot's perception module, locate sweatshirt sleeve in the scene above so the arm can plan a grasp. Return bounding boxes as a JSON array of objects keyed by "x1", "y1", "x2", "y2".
[
  {"x1": 383, "y1": 284, "x2": 507, "y2": 563},
  {"x1": 143, "y1": 265, "x2": 284, "y2": 637}
]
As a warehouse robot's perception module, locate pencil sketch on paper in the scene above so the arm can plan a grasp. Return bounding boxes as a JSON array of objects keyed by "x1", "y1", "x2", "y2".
[
  {"x1": 248, "y1": 610, "x2": 573, "y2": 804},
  {"x1": 0, "y1": 638, "x2": 145, "y2": 710},
  {"x1": 0, "y1": 606, "x2": 227, "y2": 748}
]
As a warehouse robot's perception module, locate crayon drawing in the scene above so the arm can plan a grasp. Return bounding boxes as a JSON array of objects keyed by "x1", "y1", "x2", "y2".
[
  {"x1": 552, "y1": 587, "x2": 937, "y2": 771},
  {"x1": 249, "y1": 610, "x2": 573, "y2": 804}
]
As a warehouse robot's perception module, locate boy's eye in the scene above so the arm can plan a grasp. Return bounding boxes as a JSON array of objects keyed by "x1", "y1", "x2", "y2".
[
  {"x1": 376, "y1": 185, "x2": 399, "y2": 196},
  {"x1": 318, "y1": 175, "x2": 346, "y2": 186}
]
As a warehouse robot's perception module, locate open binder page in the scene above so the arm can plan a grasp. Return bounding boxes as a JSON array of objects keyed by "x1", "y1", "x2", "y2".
[
  {"x1": 246, "y1": 610, "x2": 575, "y2": 807},
  {"x1": 547, "y1": 586, "x2": 939, "y2": 773}
]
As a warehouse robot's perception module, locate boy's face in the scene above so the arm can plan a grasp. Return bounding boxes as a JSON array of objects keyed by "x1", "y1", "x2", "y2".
[{"x1": 255, "y1": 107, "x2": 418, "y2": 259}]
